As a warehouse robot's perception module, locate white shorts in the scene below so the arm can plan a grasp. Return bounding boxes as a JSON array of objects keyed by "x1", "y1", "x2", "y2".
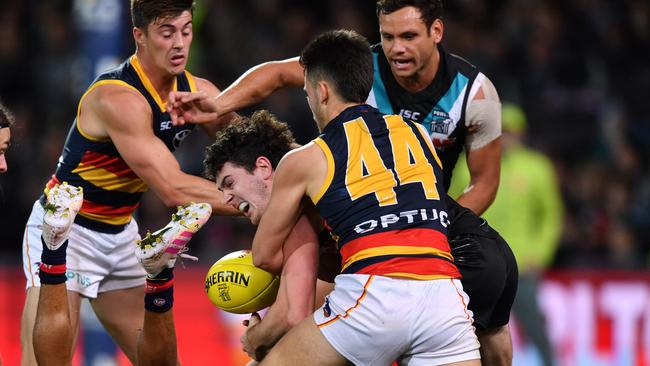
[
  {"x1": 22, "y1": 200, "x2": 146, "y2": 298},
  {"x1": 314, "y1": 274, "x2": 480, "y2": 366}
]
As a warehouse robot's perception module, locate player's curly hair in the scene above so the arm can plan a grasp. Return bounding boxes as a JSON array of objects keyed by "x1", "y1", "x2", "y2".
[
  {"x1": 203, "y1": 110, "x2": 295, "y2": 181},
  {"x1": 376, "y1": 0, "x2": 444, "y2": 30},
  {"x1": 131, "y1": 0, "x2": 194, "y2": 31},
  {"x1": 0, "y1": 100, "x2": 14, "y2": 129}
]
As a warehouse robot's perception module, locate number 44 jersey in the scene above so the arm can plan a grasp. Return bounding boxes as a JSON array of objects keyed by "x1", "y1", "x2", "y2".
[{"x1": 312, "y1": 104, "x2": 460, "y2": 280}]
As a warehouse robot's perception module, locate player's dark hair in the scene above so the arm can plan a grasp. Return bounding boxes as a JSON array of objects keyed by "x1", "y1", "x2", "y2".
[
  {"x1": 376, "y1": 0, "x2": 444, "y2": 30},
  {"x1": 0, "y1": 101, "x2": 14, "y2": 129},
  {"x1": 299, "y1": 30, "x2": 373, "y2": 104},
  {"x1": 131, "y1": 0, "x2": 194, "y2": 31},
  {"x1": 204, "y1": 110, "x2": 295, "y2": 181}
]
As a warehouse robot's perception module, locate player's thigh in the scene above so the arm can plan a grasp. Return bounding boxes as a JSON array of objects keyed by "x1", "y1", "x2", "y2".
[
  {"x1": 476, "y1": 325, "x2": 512, "y2": 366},
  {"x1": 261, "y1": 317, "x2": 352, "y2": 366},
  {"x1": 91, "y1": 285, "x2": 144, "y2": 360},
  {"x1": 21, "y1": 287, "x2": 83, "y2": 365},
  {"x1": 457, "y1": 235, "x2": 508, "y2": 330}
]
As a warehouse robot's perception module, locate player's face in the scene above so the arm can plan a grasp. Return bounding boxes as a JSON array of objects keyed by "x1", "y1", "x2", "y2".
[
  {"x1": 379, "y1": 6, "x2": 441, "y2": 81},
  {"x1": 140, "y1": 10, "x2": 193, "y2": 76},
  {"x1": 0, "y1": 128, "x2": 11, "y2": 174},
  {"x1": 216, "y1": 162, "x2": 271, "y2": 225}
]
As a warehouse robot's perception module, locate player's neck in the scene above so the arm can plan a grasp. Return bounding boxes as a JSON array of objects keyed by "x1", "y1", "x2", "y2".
[
  {"x1": 393, "y1": 47, "x2": 440, "y2": 93},
  {"x1": 134, "y1": 52, "x2": 177, "y2": 102},
  {"x1": 319, "y1": 101, "x2": 361, "y2": 131}
]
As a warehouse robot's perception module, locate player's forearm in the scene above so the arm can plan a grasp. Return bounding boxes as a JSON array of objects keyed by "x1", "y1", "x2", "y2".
[
  {"x1": 246, "y1": 304, "x2": 290, "y2": 358},
  {"x1": 215, "y1": 59, "x2": 303, "y2": 115},
  {"x1": 455, "y1": 179, "x2": 498, "y2": 216},
  {"x1": 158, "y1": 173, "x2": 239, "y2": 216}
]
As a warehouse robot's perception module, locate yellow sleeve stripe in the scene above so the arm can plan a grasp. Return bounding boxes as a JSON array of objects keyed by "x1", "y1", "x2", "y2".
[
  {"x1": 311, "y1": 138, "x2": 335, "y2": 205},
  {"x1": 76, "y1": 79, "x2": 140, "y2": 142},
  {"x1": 341, "y1": 245, "x2": 453, "y2": 272}
]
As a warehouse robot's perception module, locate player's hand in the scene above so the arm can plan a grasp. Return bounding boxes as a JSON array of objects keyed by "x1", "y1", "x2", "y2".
[
  {"x1": 167, "y1": 91, "x2": 220, "y2": 125},
  {"x1": 241, "y1": 313, "x2": 265, "y2": 360}
]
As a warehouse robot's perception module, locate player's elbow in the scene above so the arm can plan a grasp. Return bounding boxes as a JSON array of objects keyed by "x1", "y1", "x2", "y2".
[{"x1": 253, "y1": 253, "x2": 282, "y2": 275}]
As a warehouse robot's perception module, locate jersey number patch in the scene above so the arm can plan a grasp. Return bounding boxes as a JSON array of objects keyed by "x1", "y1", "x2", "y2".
[{"x1": 343, "y1": 115, "x2": 441, "y2": 206}]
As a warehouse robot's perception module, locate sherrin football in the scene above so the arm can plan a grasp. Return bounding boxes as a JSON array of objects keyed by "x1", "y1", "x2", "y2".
[{"x1": 204, "y1": 249, "x2": 279, "y2": 314}]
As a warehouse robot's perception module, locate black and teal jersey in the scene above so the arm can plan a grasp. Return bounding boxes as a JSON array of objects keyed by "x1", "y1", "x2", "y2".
[
  {"x1": 368, "y1": 44, "x2": 480, "y2": 189},
  {"x1": 311, "y1": 104, "x2": 460, "y2": 280}
]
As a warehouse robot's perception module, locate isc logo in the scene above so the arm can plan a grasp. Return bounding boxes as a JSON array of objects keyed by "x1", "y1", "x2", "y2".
[
  {"x1": 399, "y1": 109, "x2": 420, "y2": 121},
  {"x1": 160, "y1": 121, "x2": 173, "y2": 131}
]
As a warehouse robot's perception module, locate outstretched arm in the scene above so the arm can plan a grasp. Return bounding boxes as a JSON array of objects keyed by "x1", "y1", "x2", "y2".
[
  {"x1": 86, "y1": 85, "x2": 238, "y2": 216},
  {"x1": 168, "y1": 58, "x2": 304, "y2": 126}
]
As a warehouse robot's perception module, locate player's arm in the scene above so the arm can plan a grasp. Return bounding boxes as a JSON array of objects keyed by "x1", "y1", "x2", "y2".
[
  {"x1": 192, "y1": 77, "x2": 238, "y2": 137},
  {"x1": 252, "y1": 144, "x2": 322, "y2": 273},
  {"x1": 85, "y1": 85, "x2": 238, "y2": 215},
  {"x1": 243, "y1": 214, "x2": 319, "y2": 360},
  {"x1": 457, "y1": 75, "x2": 502, "y2": 215},
  {"x1": 168, "y1": 58, "x2": 304, "y2": 126}
]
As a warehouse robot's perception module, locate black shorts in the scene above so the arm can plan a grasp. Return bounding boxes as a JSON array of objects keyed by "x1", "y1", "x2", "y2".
[
  {"x1": 445, "y1": 195, "x2": 519, "y2": 330},
  {"x1": 449, "y1": 223, "x2": 519, "y2": 330}
]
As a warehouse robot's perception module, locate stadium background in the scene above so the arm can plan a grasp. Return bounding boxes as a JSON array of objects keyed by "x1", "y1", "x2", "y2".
[{"x1": 0, "y1": 0, "x2": 648, "y2": 365}]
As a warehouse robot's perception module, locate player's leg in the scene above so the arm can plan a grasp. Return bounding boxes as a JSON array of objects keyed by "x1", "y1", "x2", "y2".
[
  {"x1": 21, "y1": 287, "x2": 82, "y2": 365},
  {"x1": 131, "y1": 203, "x2": 212, "y2": 365},
  {"x1": 261, "y1": 317, "x2": 352, "y2": 366},
  {"x1": 452, "y1": 230, "x2": 517, "y2": 366},
  {"x1": 90, "y1": 286, "x2": 145, "y2": 363},
  {"x1": 476, "y1": 325, "x2": 512, "y2": 366},
  {"x1": 33, "y1": 284, "x2": 83, "y2": 366},
  {"x1": 475, "y1": 234, "x2": 518, "y2": 366},
  {"x1": 24, "y1": 183, "x2": 85, "y2": 365},
  {"x1": 136, "y1": 266, "x2": 178, "y2": 366}
]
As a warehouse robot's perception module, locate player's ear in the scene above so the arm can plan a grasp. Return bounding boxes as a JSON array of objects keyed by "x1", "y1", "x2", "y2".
[
  {"x1": 317, "y1": 81, "x2": 329, "y2": 105},
  {"x1": 430, "y1": 19, "x2": 444, "y2": 43},
  {"x1": 133, "y1": 27, "x2": 145, "y2": 47},
  {"x1": 255, "y1": 156, "x2": 273, "y2": 180}
]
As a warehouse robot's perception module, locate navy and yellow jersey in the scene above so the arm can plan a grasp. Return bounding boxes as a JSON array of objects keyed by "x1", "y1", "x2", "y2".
[
  {"x1": 312, "y1": 104, "x2": 460, "y2": 280},
  {"x1": 367, "y1": 44, "x2": 480, "y2": 189},
  {"x1": 43, "y1": 55, "x2": 197, "y2": 233}
]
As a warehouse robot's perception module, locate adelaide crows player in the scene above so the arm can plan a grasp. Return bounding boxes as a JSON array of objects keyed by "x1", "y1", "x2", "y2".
[{"x1": 20, "y1": 1, "x2": 237, "y2": 364}]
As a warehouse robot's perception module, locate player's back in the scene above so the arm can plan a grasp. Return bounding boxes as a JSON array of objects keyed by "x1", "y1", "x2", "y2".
[{"x1": 312, "y1": 104, "x2": 459, "y2": 280}]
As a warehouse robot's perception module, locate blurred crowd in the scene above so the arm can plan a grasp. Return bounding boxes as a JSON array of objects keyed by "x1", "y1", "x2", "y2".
[{"x1": 0, "y1": 0, "x2": 648, "y2": 270}]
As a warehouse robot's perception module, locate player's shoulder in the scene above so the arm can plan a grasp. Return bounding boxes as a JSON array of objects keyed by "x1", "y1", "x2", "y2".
[
  {"x1": 85, "y1": 82, "x2": 147, "y2": 111},
  {"x1": 370, "y1": 43, "x2": 383, "y2": 54},
  {"x1": 190, "y1": 74, "x2": 220, "y2": 94}
]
